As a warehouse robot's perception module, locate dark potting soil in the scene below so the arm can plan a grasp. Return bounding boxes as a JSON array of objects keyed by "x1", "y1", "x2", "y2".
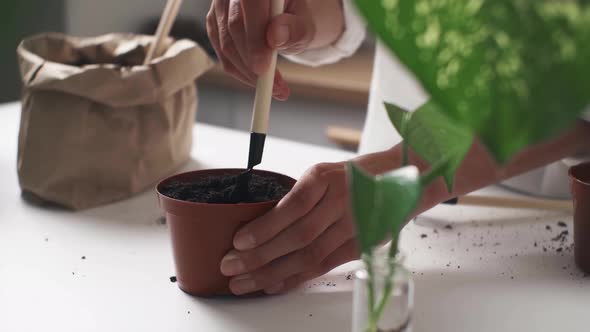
[{"x1": 160, "y1": 173, "x2": 290, "y2": 204}]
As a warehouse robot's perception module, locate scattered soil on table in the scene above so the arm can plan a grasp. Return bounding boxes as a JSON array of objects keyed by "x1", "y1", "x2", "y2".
[
  {"x1": 546, "y1": 225, "x2": 552, "y2": 231},
  {"x1": 307, "y1": 280, "x2": 338, "y2": 289},
  {"x1": 557, "y1": 221, "x2": 567, "y2": 228},
  {"x1": 444, "y1": 224, "x2": 453, "y2": 230},
  {"x1": 81, "y1": 256, "x2": 86, "y2": 260},
  {"x1": 157, "y1": 217, "x2": 167, "y2": 225},
  {"x1": 420, "y1": 234, "x2": 428, "y2": 239},
  {"x1": 160, "y1": 174, "x2": 290, "y2": 204},
  {"x1": 170, "y1": 276, "x2": 177, "y2": 283},
  {"x1": 552, "y1": 230, "x2": 569, "y2": 242}
]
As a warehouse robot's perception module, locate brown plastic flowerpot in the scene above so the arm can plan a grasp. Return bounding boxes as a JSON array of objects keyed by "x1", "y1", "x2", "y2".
[
  {"x1": 156, "y1": 169, "x2": 296, "y2": 297},
  {"x1": 569, "y1": 162, "x2": 590, "y2": 274}
]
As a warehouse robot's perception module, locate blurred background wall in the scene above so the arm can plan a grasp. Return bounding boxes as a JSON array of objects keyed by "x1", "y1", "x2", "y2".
[
  {"x1": 65, "y1": 0, "x2": 210, "y2": 36},
  {"x1": 1, "y1": 1, "x2": 65, "y2": 102}
]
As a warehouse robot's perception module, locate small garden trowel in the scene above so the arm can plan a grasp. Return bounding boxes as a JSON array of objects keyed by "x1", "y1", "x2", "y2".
[{"x1": 233, "y1": 0, "x2": 285, "y2": 202}]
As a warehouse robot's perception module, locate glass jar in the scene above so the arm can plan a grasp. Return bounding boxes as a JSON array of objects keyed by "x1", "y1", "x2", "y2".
[{"x1": 352, "y1": 252, "x2": 413, "y2": 332}]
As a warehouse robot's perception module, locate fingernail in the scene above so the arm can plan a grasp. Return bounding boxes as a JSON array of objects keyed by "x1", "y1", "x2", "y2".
[
  {"x1": 265, "y1": 282, "x2": 284, "y2": 295},
  {"x1": 220, "y1": 252, "x2": 246, "y2": 276},
  {"x1": 231, "y1": 275, "x2": 256, "y2": 295},
  {"x1": 273, "y1": 25, "x2": 290, "y2": 48},
  {"x1": 234, "y1": 231, "x2": 256, "y2": 250}
]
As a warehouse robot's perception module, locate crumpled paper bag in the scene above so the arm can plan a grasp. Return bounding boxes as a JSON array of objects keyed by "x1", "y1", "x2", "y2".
[{"x1": 17, "y1": 33, "x2": 213, "y2": 210}]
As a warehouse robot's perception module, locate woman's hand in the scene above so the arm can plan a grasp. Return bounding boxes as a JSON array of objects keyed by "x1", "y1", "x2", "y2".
[
  {"x1": 206, "y1": 0, "x2": 345, "y2": 101},
  {"x1": 220, "y1": 162, "x2": 358, "y2": 295},
  {"x1": 218, "y1": 148, "x2": 405, "y2": 296}
]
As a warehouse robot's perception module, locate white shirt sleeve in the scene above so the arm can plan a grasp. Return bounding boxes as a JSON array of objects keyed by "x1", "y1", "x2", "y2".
[{"x1": 282, "y1": 0, "x2": 366, "y2": 67}]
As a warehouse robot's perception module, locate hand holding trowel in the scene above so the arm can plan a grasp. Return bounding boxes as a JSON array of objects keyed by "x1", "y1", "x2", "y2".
[{"x1": 232, "y1": 0, "x2": 286, "y2": 202}]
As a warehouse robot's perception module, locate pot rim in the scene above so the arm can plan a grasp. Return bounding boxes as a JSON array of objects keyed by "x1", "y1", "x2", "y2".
[
  {"x1": 156, "y1": 168, "x2": 296, "y2": 207},
  {"x1": 569, "y1": 161, "x2": 590, "y2": 187}
]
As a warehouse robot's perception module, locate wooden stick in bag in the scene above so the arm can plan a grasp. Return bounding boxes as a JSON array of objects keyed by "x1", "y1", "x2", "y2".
[{"x1": 144, "y1": 0, "x2": 183, "y2": 65}]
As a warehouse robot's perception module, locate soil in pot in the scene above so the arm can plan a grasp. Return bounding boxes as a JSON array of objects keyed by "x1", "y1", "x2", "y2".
[{"x1": 160, "y1": 173, "x2": 290, "y2": 204}]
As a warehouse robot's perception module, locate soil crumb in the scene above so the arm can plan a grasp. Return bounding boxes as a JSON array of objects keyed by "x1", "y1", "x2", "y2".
[
  {"x1": 170, "y1": 276, "x2": 177, "y2": 283},
  {"x1": 552, "y1": 230, "x2": 569, "y2": 243},
  {"x1": 160, "y1": 173, "x2": 290, "y2": 204}
]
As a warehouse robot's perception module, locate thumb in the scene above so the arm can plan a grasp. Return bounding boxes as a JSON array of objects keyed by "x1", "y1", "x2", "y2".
[{"x1": 266, "y1": 14, "x2": 315, "y2": 54}]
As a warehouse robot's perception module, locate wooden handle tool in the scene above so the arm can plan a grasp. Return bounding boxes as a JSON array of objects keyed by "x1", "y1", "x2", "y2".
[{"x1": 246, "y1": 0, "x2": 285, "y2": 169}]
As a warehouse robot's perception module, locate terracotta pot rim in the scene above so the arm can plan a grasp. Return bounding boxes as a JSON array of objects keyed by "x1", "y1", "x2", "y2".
[
  {"x1": 156, "y1": 168, "x2": 294, "y2": 207},
  {"x1": 569, "y1": 161, "x2": 590, "y2": 187}
]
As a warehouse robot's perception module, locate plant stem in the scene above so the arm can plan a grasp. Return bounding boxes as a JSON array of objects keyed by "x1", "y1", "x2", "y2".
[
  {"x1": 364, "y1": 240, "x2": 399, "y2": 332},
  {"x1": 363, "y1": 254, "x2": 378, "y2": 332},
  {"x1": 402, "y1": 141, "x2": 409, "y2": 167},
  {"x1": 372, "y1": 238, "x2": 398, "y2": 326},
  {"x1": 420, "y1": 158, "x2": 448, "y2": 188},
  {"x1": 363, "y1": 254, "x2": 376, "y2": 313}
]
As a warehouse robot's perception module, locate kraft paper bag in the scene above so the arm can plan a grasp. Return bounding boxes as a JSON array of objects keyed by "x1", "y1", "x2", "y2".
[{"x1": 17, "y1": 33, "x2": 213, "y2": 210}]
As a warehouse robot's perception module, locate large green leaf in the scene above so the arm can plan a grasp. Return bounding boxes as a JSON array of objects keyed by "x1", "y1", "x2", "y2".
[
  {"x1": 355, "y1": 0, "x2": 590, "y2": 162},
  {"x1": 386, "y1": 101, "x2": 473, "y2": 192},
  {"x1": 348, "y1": 163, "x2": 422, "y2": 254}
]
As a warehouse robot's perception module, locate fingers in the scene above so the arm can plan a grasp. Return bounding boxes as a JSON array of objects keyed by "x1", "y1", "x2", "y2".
[
  {"x1": 266, "y1": 13, "x2": 315, "y2": 55},
  {"x1": 223, "y1": 169, "x2": 350, "y2": 275},
  {"x1": 265, "y1": 239, "x2": 360, "y2": 295},
  {"x1": 274, "y1": 70, "x2": 290, "y2": 101},
  {"x1": 240, "y1": 0, "x2": 272, "y2": 74},
  {"x1": 206, "y1": 3, "x2": 253, "y2": 85},
  {"x1": 232, "y1": 164, "x2": 335, "y2": 251},
  {"x1": 227, "y1": 219, "x2": 356, "y2": 295},
  {"x1": 218, "y1": 0, "x2": 255, "y2": 81},
  {"x1": 222, "y1": 199, "x2": 347, "y2": 275},
  {"x1": 206, "y1": 0, "x2": 290, "y2": 99}
]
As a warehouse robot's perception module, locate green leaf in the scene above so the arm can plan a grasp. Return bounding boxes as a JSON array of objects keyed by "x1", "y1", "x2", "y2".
[
  {"x1": 355, "y1": 0, "x2": 590, "y2": 162},
  {"x1": 386, "y1": 101, "x2": 473, "y2": 192},
  {"x1": 348, "y1": 163, "x2": 422, "y2": 254}
]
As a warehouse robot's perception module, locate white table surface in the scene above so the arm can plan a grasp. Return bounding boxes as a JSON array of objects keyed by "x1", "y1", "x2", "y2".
[{"x1": 0, "y1": 102, "x2": 588, "y2": 332}]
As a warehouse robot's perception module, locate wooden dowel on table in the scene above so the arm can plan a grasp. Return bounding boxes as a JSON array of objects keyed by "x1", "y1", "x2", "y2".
[
  {"x1": 144, "y1": 0, "x2": 183, "y2": 65},
  {"x1": 450, "y1": 195, "x2": 573, "y2": 213}
]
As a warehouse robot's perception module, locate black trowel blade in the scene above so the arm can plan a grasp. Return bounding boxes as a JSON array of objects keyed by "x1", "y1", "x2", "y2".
[{"x1": 247, "y1": 132, "x2": 266, "y2": 169}]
